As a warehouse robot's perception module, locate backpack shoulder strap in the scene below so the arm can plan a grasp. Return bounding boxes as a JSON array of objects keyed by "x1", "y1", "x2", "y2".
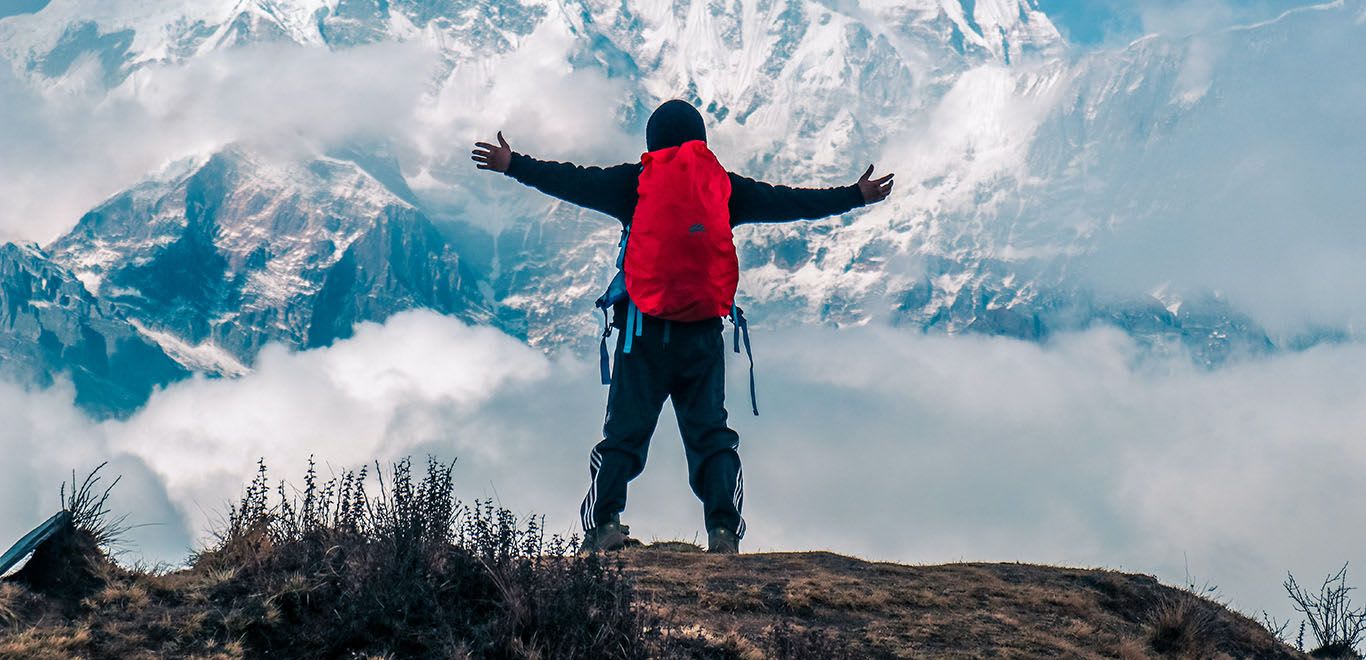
[
  {"x1": 730, "y1": 304, "x2": 758, "y2": 416},
  {"x1": 597, "y1": 306, "x2": 612, "y2": 385},
  {"x1": 594, "y1": 226, "x2": 634, "y2": 385}
]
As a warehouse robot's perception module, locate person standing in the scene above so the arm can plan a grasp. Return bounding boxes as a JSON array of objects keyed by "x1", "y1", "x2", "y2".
[{"x1": 472, "y1": 100, "x2": 893, "y2": 553}]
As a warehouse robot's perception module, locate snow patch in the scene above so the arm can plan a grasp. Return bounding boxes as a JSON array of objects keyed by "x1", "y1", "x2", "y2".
[
  {"x1": 73, "y1": 270, "x2": 103, "y2": 296},
  {"x1": 130, "y1": 319, "x2": 249, "y2": 377},
  {"x1": 1150, "y1": 284, "x2": 1184, "y2": 316}
]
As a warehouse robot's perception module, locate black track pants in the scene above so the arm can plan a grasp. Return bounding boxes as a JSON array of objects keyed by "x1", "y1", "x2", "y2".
[{"x1": 580, "y1": 314, "x2": 746, "y2": 537}]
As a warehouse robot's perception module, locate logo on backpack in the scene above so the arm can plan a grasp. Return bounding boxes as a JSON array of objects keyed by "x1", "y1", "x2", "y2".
[{"x1": 688, "y1": 223, "x2": 705, "y2": 233}]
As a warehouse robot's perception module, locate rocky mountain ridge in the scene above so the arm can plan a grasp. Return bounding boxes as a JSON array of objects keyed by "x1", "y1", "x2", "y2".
[
  {"x1": 45, "y1": 146, "x2": 495, "y2": 369},
  {"x1": 0, "y1": 242, "x2": 185, "y2": 415}
]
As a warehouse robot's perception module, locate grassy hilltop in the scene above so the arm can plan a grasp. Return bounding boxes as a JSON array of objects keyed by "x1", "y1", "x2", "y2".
[{"x1": 0, "y1": 460, "x2": 1314, "y2": 658}]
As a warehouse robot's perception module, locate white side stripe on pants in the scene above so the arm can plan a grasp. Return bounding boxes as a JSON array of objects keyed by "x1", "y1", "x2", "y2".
[
  {"x1": 583, "y1": 449, "x2": 603, "y2": 530},
  {"x1": 734, "y1": 466, "x2": 746, "y2": 537}
]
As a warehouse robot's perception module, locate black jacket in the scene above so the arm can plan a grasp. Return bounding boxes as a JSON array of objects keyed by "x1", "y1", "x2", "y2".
[
  {"x1": 505, "y1": 152, "x2": 867, "y2": 227},
  {"x1": 504, "y1": 151, "x2": 867, "y2": 325}
]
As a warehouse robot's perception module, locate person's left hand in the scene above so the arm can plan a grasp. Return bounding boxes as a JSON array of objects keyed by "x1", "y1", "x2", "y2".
[
  {"x1": 472, "y1": 132, "x2": 513, "y2": 173},
  {"x1": 857, "y1": 164, "x2": 894, "y2": 203}
]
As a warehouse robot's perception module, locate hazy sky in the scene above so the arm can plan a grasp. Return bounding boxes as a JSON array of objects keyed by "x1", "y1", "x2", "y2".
[
  {"x1": 0, "y1": 0, "x2": 48, "y2": 20},
  {"x1": 1036, "y1": 0, "x2": 1326, "y2": 45}
]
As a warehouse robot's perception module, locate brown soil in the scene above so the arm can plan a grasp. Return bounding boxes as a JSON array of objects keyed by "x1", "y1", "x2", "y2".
[
  {"x1": 0, "y1": 543, "x2": 1304, "y2": 659},
  {"x1": 623, "y1": 548, "x2": 1304, "y2": 659}
]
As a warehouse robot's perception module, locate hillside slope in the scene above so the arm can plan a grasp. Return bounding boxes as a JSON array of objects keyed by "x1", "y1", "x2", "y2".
[
  {"x1": 625, "y1": 548, "x2": 1301, "y2": 658},
  {"x1": 0, "y1": 544, "x2": 1299, "y2": 659}
]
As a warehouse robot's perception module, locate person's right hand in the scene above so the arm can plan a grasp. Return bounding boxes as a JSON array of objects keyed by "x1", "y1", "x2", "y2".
[
  {"x1": 472, "y1": 132, "x2": 512, "y2": 173},
  {"x1": 857, "y1": 164, "x2": 894, "y2": 204}
]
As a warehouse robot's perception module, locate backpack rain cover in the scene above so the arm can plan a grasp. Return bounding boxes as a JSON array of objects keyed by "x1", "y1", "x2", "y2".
[{"x1": 625, "y1": 140, "x2": 737, "y2": 321}]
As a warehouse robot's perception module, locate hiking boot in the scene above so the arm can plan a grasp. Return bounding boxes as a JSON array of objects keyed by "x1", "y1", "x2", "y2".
[
  {"x1": 707, "y1": 528, "x2": 740, "y2": 554},
  {"x1": 580, "y1": 520, "x2": 636, "y2": 553}
]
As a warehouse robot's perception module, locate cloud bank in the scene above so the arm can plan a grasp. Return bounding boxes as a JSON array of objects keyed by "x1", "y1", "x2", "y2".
[
  {"x1": 0, "y1": 15, "x2": 640, "y2": 244},
  {"x1": 2, "y1": 310, "x2": 1362, "y2": 625},
  {"x1": 1068, "y1": 1, "x2": 1366, "y2": 336},
  {"x1": 0, "y1": 41, "x2": 435, "y2": 244}
]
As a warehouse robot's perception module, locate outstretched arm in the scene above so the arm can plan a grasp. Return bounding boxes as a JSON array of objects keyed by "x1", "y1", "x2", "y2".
[
  {"x1": 729, "y1": 164, "x2": 895, "y2": 225},
  {"x1": 472, "y1": 132, "x2": 638, "y2": 222}
]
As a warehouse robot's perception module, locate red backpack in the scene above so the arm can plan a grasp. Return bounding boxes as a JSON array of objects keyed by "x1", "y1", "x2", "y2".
[
  {"x1": 592, "y1": 139, "x2": 758, "y2": 415},
  {"x1": 625, "y1": 139, "x2": 737, "y2": 320}
]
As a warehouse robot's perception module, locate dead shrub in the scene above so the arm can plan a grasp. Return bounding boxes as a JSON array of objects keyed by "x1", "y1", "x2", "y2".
[{"x1": 1286, "y1": 564, "x2": 1365, "y2": 659}]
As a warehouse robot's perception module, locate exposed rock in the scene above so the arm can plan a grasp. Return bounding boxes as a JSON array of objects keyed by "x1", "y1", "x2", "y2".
[{"x1": 0, "y1": 242, "x2": 185, "y2": 417}]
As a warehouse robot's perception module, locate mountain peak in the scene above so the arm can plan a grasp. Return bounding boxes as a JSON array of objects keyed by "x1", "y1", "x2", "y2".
[
  {"x1": 43, "y1": 143, "x2": 493, "y2": 380},
  {"x1": 938, "y1": 0, "x2": 1064, "y2": 60},
  {"x1": 48, "y1": 144, "x2": 412, "y2": 297}
]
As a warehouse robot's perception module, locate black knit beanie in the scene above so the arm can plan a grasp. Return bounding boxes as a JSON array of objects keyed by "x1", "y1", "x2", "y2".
[{"x1": 645, "y1": 99, "x2": 707, "y2": 152}]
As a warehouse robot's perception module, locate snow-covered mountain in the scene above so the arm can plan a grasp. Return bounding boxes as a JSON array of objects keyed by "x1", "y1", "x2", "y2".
[
  {"x1": 46, "y1": 145, "x2": 496, "y2": 368},
  {"x1": 3, "y1": 0, "x2": 1356, "y2": 414}
]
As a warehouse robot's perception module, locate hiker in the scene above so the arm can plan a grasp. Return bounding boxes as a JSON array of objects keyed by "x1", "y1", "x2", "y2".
[{"x1": 472, "y1": 100, "x2": 893, "y2": 554}]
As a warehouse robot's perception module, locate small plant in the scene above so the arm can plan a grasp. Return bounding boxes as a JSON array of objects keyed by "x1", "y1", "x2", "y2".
[
  {"x1": 6, "y1": 464, "x2": 126, "y2": 601},
  {"x1": 61, "y1": 462, "x2": 130, "y2": 555},
  {"x1": 0, "y1": 583, "x2": 21, "y2": 628},
  {"x1": 194, "y1": 456, "x2": 660, "y2": 658},
  {"x1": 1285, "y1": 564, "x2": 1366, "y2": 659},
  {"x1": 1260, "y1": 610, "x2": 1300, "y2": 649},
  {"x1": 1179, "y1": 554, "x2": 1224, "y2": 603}
]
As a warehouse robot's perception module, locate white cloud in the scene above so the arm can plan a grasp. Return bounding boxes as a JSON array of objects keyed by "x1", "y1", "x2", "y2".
[
  {"x1": 101, "y1": 310, "x2": 552, "y2": 533},
  {"x1": 406, "y1": 14, "x2": 640, "y2": 231},
  {"x1": 0, "y1": 40, "x2": 436, "y2": 244},
  {"x1": 3, "y1": 314, "x2": 1362, "y2": 626},
  {"x1": 1134, "y1": 1, "x2": 1239, "y2": 38},
  {"x1": 0, "y1": 22, "x2": 643, "y2": 244},
  {"x1": 744, "y1": 325, "x2": 1366, "y2": 624}
]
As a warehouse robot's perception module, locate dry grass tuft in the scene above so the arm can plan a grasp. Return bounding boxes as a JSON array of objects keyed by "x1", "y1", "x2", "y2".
[
  {"x1": 1114, "y1": 636, "x2": 1153, "y2": 659},
  {"x1": 0, "y1": 622, "x2": 94, "y2": 658},
  {"x1": 0, "y1": 583, "x2": 21, "y2": 628},
  {"x1": 645, "y1": 540, "x2": 705, "y2": 553},
  {"x1": 81, "y1": 579, "x2": 151, "y2": 612},
  {"x1": 783, "y1": 576, "x2": 893, "y2": 613},
  {"x1": 762, "y1": 618, "x2": 852, "y2": 659},
  {"x1": 61, "y1": 463, "x2": 129, "y2": 555},
  {"x1": 1147, "y1": 594, "x2": 1219, "y2": 658}
]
